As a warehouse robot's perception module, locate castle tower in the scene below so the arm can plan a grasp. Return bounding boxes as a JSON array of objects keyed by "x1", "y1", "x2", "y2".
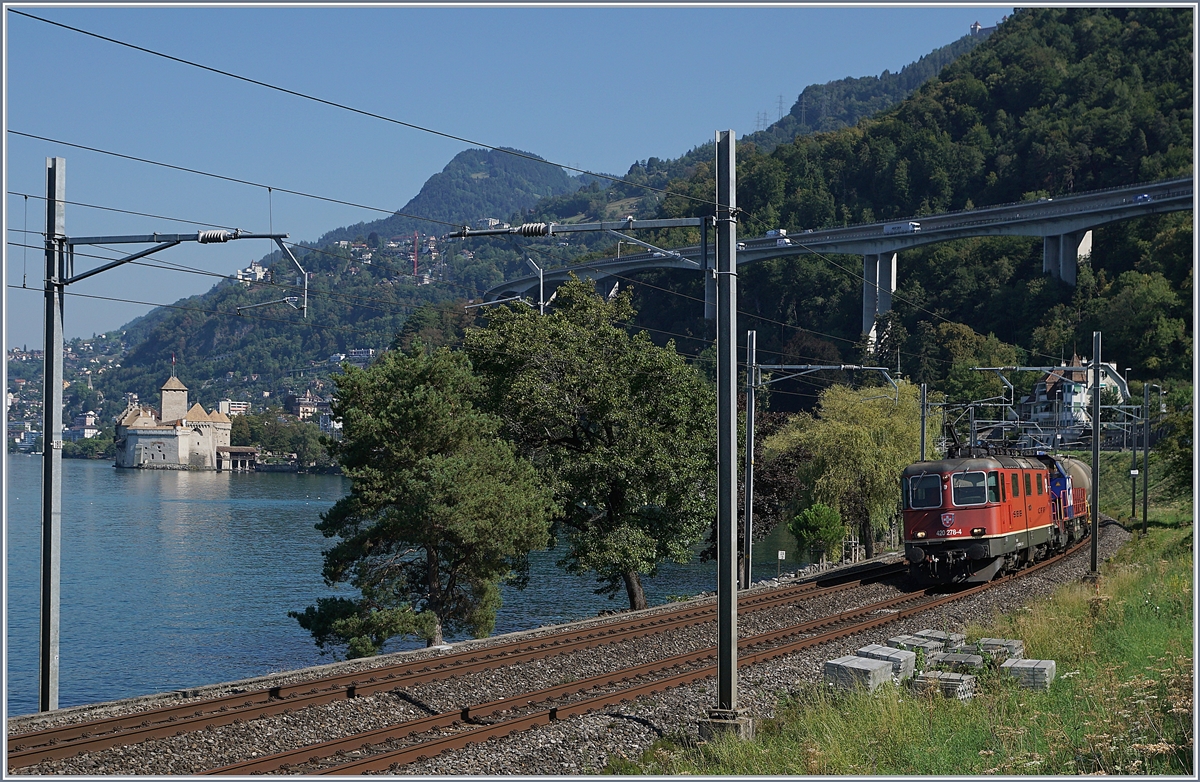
[{"x1": 160, "y1": 376, "x2": 189, "y2": 423}]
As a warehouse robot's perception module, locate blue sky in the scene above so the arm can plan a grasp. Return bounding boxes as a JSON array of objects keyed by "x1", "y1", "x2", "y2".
[{"x1": 3, "y1": 3, "x2": 1005, "y2": 348}]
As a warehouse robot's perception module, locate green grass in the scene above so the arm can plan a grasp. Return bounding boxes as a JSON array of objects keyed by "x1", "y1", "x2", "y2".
[
  {"x1": 610, "y1": 515, "x2": 1193, "y2": 776},
  {"x1": 1063, "y1": 449, "x2": 1190, "y2": 524}
]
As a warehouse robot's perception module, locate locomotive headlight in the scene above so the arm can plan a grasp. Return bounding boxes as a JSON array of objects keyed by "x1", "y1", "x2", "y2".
[
  {"x1": 915, "y1": 531, "x2": 927, "y2": 539},
  {"x1": 971, "y1": 527, "x2": 986, "y2": 537}
]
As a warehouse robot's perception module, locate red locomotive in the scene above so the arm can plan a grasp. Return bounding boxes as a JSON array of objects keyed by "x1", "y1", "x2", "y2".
[{"x1": 901, "y1": 443, "x2": 1090, "y2": 584}]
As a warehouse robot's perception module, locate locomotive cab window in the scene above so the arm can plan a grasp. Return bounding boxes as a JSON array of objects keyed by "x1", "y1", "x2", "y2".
[
  {"x1": 1011, "y1": 473, "x2": 1020, "y2": 497},
  {"x1": 951, "y1": 471, "x2": 988, "y2": 506},
  {"x1": 1024, "y1": 472, "x2": 1033, "y2": 497},
  {"x1": 908, "y1": 474, "x2": 942, "y2": 509},
  {"x1": 1036, "y1": 474, "x2": 1044, "y2": 495},
  {"x1": 987, "y1": 472, "x2": 1000, "y2": 503}
]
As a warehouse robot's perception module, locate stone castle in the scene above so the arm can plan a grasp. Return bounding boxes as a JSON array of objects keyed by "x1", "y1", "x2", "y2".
[{"x1": 114, "y1": 376, "x2": 233, "y2": 470}]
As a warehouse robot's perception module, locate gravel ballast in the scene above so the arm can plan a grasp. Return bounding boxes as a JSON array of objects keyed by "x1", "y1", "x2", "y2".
[{"x1": 8, "y1": 522, "x2": 1130, "y2": 775}]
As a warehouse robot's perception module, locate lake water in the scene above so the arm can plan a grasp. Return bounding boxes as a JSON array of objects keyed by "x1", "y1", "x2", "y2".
[{"x1": 4, "y1": 455, "x2": 807, "y2": 717}]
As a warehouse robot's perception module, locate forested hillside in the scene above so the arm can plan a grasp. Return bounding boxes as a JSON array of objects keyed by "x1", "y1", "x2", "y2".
[
  {"x1": 646, "y1": 6, "x2": 1192, "y2": 403},
  {"x1": 528, "y1": 33, "x2": 986, "y2": 226},
  {"x1": 83, "y1": 24, "x2": 982, "y2": 411},
  {"x1": 80, "y1": 8, "x2": 1192, "y2": 414},
  {"x1": 743, "y1": 31, "x2": 985, "y2": 152}
]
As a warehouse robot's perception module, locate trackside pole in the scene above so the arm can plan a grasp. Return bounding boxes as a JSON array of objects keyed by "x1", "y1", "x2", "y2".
[
  {"x1": 41, "y1": 157, "x2": 65, "y2": 711},
  {"x1": 1142, "y1": 383, "x2": 1152, "y2": 535},
  {"x1": 743, "y1": 331, "x2": 756, "y2": 590},
  {"x1": 701, "y1": 130, "x2": 753, "y2": 740},
  {"x1": 1090, "y1": 332, "x2": 1100, "y2": 573}
]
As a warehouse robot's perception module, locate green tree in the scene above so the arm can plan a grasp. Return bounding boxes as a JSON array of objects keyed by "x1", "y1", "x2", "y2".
[
  {"x1": 466, "y1": 279, "x2": 716, "y2": 611},
  {"x1": 289, "y1": 421, "x2": 328, "y2": 468},
  {"x1": 788, "y1": 503, "x2": 844, "y2": 565},
  {"x1": 1098, "y1": 386, "x2": 1124, "y2": 423},
  {"x1": 1081, "y1": 271, "x2": 1191, "y2": 377},
  {"x1": 767, "y1": 381, "x2": 934, "y2": 558},
  {"x1": 292, "y1": 346, "x2": 555, "y2": 655}
]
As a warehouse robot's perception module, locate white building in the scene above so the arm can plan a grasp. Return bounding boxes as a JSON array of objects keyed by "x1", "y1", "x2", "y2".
[
  {"x1": 218, "y1": 399, "x2": 252, "y2": 416},
  {"x1": 1014, "y1": 355, "x2": 1130, "y2": 443},
  {"x1": 115, "y1": 376, "x2": 232, "y2": 469},
  {"x1": 347, "y1": 348, "x2": 376, "y2": 367},
  {"x1": 235, "y1": 260, "x2": 269, "y2": 286}
]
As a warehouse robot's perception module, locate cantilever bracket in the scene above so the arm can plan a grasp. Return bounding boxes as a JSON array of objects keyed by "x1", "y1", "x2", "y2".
[
  {"x1": 236, "y1": 296, "x2": 299, "y2": 316},
  {"x1": 602, "y1": 229, "x2": 699, "y2": 268}
]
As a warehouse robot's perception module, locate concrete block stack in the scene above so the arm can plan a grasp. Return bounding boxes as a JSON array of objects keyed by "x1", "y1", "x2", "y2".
[
  {"x1": 823, "y1": 655, "x2": 895, "y2": 692},
  {"x1": 913, "y1": 670, "x2": 977, "y2": 701},
  {"x1": 975, "y1": 637, "x2": 1025, "y2": 663},
  {"x1": 913, "y1": 629, "x2": 967, "y2": 650},
  {"x1": 854, "y1": 644, "x2": 917, "y2": 681},
  {"x1": 926, "y1": 651, "x2": 986, "y2": 672},
  {"x1": 1001, "y1": 658, "x2": 1056, "y2": 690},
  {"x1": 886, "y1": 634, "x2": 944, "y2": 655}
]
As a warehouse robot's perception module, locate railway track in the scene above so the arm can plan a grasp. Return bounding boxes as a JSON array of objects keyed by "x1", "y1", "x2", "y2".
[
  {"x1": 7, "y1": 559, "x2": 904, "y2": 771},
  {"x1": 203, "y1": 542, "x2": 1088, "y2": 775}
]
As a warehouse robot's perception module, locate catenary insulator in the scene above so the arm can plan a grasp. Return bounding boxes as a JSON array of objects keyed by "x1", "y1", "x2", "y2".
[
  {"x1": 515, "y1": 223, "x2": 552, "y2": 237},
  {"x1": 197, "y1": 230, "x2": 233, "y2": 244}
]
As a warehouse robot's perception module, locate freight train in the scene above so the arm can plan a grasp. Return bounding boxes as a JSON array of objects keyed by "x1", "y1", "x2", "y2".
[{"x1": 901, "y1": 440, "x2": 1091, "y2": 584}]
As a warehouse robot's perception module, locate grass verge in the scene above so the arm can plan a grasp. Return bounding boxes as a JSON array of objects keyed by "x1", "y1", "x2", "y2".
[{"x1": 609, "y1": 521, "x2": 1193, "y2": 775}]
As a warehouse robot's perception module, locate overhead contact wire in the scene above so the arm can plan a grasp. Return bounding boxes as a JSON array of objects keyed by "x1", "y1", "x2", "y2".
[{"x1": 9, "y1": 10, "x2": 718, "y2": 210}]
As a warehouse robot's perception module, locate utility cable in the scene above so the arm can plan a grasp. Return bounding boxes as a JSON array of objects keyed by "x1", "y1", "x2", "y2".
[
  {"x1": 8, "y1": 131, "x2": 463, "y2": 229},
  {"x1": 23, "y1": 194, "x2": 29, "y2": 287},
  {"x1": 6, "y1": 239, "x2": 427, "y2": 319},
  {"x1": 9, "y1": 10, "x2": 717, "y2": 210},
  {"x1": 6, "y1": 287, "x2": 832, "y2": 405},
  {"x1": 517, "y1": 240, "x2": 934, "y2": 366},
  {"x1": 8, "y1": 139, "x2": 931, "y2": 365},
  {"x1": 9, "y1": 190, "x2": 243, "y2": 231},
  {"x1": 6, "y1": 195, "x2": 947, "y2": 372},
  {"x1": 791, "y1": 237, "x2": 1067, "y2": 365},
  {"x1": 7, "y1": 284, "x2": 390, "y2": 340}
]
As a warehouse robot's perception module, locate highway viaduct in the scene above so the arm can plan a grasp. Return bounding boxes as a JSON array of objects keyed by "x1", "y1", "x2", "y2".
[{"x1": 480, "y1": 176, "x2": 1192, "y2": 340}]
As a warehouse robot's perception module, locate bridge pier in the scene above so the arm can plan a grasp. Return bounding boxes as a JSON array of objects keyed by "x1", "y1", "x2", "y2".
[
  {"x1": 594, "y1": 275, "x2": 620, "y2": 301},
  {"x1": 862, "y1": 251, "x2": 897, "y2": 342},
  {"x1": 1043, "y1": 230, "x2": 1091, "y2": 286}
]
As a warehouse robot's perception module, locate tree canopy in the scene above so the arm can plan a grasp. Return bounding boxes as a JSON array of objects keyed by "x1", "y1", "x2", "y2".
[
  {"x1": 766, "y1": 381, "x2": 938, "y2": 557},
  {"x1": 789, "y1": 503, "x2": 845, "y2": 565},
  {"x1": 465, "y1": 279, "x2": 716, "y2": 610},
  {"x1": 292, "y1": 346, "x2": 555, "y2": 656}
]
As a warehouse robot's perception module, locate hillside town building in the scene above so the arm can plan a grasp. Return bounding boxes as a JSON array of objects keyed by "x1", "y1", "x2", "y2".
[
  {"x1": 114, "y1": 375, "x2": 240, "y2": 470},
  {"x1": 1011, "y1": 356, "x2": 1130, "y2": 445},
  {"x1": 218, "y1": 399, "x2": 252, "y2": 416}
]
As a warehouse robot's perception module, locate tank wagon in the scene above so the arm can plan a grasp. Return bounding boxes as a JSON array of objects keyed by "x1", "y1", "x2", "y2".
[{"x1": 901, "y1": 446, "x2": 1090, "y2": 584}]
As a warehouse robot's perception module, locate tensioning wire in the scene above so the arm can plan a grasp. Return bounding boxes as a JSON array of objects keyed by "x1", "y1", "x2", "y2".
[{"x1": 9, "y1": 10, "x2": 718, "y2": 211}]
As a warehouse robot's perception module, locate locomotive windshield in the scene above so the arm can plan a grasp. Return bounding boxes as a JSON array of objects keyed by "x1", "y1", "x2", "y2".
[
  {"x1": 952, "y1": 471, "x2": 988, "y2": 505},
  {"x1": 907, "y1": 474, "x2": 942, "y2": 509}
]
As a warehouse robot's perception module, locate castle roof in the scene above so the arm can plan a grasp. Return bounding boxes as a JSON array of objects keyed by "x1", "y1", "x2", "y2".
[
  {"x1": 185, "y1": 402, "x2": 211, "y2": 422},
  {"x1": 117, "y1": 404, "x2": 167, "y2": 429},
  {"x1": 162, "y1": 376, "x2": 188, "y2": 391}
]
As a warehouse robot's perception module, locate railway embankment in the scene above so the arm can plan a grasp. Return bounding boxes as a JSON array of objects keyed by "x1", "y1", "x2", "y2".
[
  {"x1": 8, "y1": 518, "x2": 1159, "y2": 776},
  {"x1": 618, "y1": 518, "x2": 1193, "y2": 776}
]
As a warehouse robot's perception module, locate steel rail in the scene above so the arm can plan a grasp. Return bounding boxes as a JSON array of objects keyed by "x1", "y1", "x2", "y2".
[
  {"x1": 231, "y1": 542, "x2": 1087, "y2": 775},
  {"x1": 209, "y1": 589, "x2": 927, "y2": 775},
  {"x1": 7, "y1": 561, "x2": 903, "y2": 769}
]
